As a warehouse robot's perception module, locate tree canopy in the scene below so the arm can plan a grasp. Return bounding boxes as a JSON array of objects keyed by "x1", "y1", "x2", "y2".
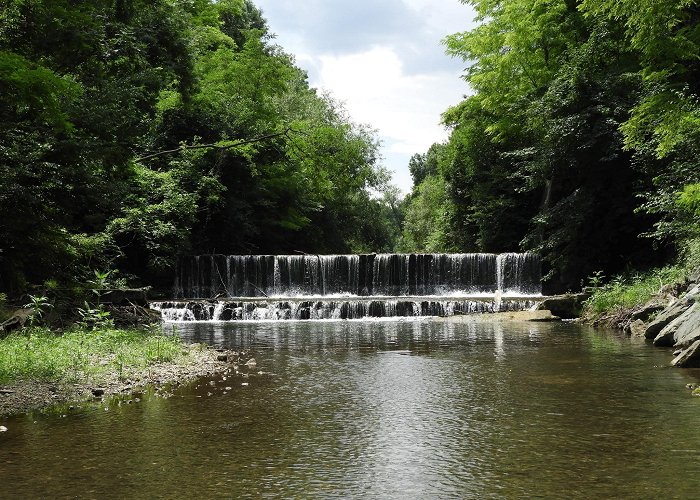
[
  {"x1": 400, "y1": 0, "x2": 700, "y2": 291},
  {"x1": 0, "y1": 0, "x2": 397, "y2": 295}
]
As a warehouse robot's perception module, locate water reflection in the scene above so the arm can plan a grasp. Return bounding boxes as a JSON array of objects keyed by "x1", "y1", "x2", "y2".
[{"x1": 2, "y1": 320, "x2": 700, "y2": 499}]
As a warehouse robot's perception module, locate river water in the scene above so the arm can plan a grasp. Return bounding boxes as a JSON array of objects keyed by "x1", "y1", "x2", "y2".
[{"x1": 2, "y1": 319, "x2": 700, "y2": 498}]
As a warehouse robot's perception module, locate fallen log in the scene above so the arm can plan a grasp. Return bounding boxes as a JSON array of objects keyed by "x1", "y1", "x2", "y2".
[{"x1": 0, "y1": 309, "x2": 32, "y2": 336}]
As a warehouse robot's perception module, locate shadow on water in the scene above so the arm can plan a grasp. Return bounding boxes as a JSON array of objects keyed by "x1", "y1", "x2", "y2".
[{"x1": 2, "y1": 319, "x2": 700, "y2": 499}]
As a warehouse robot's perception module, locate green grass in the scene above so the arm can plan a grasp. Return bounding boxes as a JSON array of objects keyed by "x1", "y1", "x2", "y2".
[
  {"x1": 583, "y1": 266, "x2": 685, "y2": 320},
  {"x1": 583, "y1": 237, "x2": 699, "y2": 322},
  {"x1": 0, "y1": 326, "x2": 188, "y2": 385}
]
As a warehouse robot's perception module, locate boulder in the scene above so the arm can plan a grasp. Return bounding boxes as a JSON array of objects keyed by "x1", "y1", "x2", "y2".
[
  {"x1": 653, "y1": 304, "x2": 696, "y2": 347},
  {"x1": 671, "y1": 303, "x2": 700, "y2": 348},
  {"x1": 537, "y1": 293, "x2": 590, "y2": 319},
  {"x1": 689, "y1": 270, "x2": 700, "y2": 285},
  {"x1": 671, "y1": 339, "x2": 700, "y2": 368},
  {"x1": 630, "y1": 301, "x2": 665, "y2": 322},
  {"x1": 629, "y1": 319, "x2": 647, "y2": 338},
  {"x1": 687, "y1": 282, "x2": 700, "y2": 298},
  {"x1": 644, "y1": 296, "x2": 695, "y2": 339}
]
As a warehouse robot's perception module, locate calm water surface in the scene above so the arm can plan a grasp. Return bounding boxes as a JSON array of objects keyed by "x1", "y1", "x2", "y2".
[{"x1": 2, "y1": 319, "x2": 700, "y2": 499}]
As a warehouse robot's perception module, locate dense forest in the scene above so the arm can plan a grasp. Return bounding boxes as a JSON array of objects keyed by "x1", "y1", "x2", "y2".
[
  {"x1": 0, "y1": 0, "x2": 399, "y2": 295},
  {"x1": 400, "y1": 0, "x2": 700, "y2": 291},
  {"x1": 1, "y1": 0, "x2": 699, "y2": 299}
]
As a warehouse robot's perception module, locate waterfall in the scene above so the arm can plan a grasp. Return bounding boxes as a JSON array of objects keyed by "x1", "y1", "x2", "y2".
[
  {"x1": 161, "y1": 252, "x2": 542, "y2": 321},
  {"x1": 173, "y1": 253, "x2": 540, "y2": 299},
  {"x1": 151, "y1": 297, "x2": 541, "y2": 321}
]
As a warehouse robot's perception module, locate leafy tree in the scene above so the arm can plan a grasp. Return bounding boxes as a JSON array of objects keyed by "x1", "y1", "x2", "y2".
[
  {"x1": 399, "y1": 175, "x2": 454, "y2": 252},
  {"x1": 419, "y1": 0, "x2": 689, "y2": 290},
  {"x1": 0, "y1": 0, "x2": 394, "y2": 297},
  {"x1": 580, "y1": 0, "x2": 700, "y2": 244}
]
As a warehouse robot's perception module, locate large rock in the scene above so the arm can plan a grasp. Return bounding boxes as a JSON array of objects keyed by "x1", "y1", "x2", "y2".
[
  {"x1": 629, "y1": 319, "x2": 647, "y2": 338},
  {"x1": 537, "y1": 293, "x2": 591, "y2": 319},
  {"x1": 644, "y1": 295, "x2": 696, "y2": 339},
  {"x1": 630, "y1": 301, "x2": 665, "y2": 322},
  {"x1": 671, "y1": 339, "x2": 700, "y2": 368},
  {"x1": 653, "y1": 305, "x2": 695, "y2": 346},
  {"x1": 671, "y1": 303, "x2": 700, "y2": 348},
  {"x1": 689, "y1": 270, "x2": 700, "y2": 284}
]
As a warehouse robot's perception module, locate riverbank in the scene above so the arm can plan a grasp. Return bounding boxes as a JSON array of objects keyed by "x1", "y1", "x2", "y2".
[
  {"x1": 579, "y1": 267, "x2": 700, "y2": 367},
  {"x1": 0, "y1": 327, "x2": 240, "y2": 417}
]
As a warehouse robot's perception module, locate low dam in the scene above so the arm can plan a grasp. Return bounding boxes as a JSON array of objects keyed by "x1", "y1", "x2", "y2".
[{"x1": 151, "y1": 253, "x2": 543, "y2": 321}]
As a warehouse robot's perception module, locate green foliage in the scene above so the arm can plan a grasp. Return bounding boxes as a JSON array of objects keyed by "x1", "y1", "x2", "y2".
[
  {"x1": 76, "y1": 302, "x2": 113, "y2": 331},
  {"x1": 0, "y1": 0, "x2": 393, "y2": 297},
  {"x1": 677, "y1": 184, "x2": 700, "y2": 219},
  {"x1": 399, "y1": 175, "x2": 454, "y2": 252},
  {"x1": 22, "y1": 295, "x2": 52, "y2": 328},
  {"x1": 681, "y1": 237, "x2": 700, "y2": 274},
  {"x1": 0, "y1": 327, "x2": 185, "y2": 384},
  {"x1": 396, "y1": 0, "x2": 699, "y2": 291},
  {"x1": 583, "y1": 266, "x2": 686, "y2": 320},
  {"x1": 0, "y1": 293, "x2": 7, "y2": 323}
]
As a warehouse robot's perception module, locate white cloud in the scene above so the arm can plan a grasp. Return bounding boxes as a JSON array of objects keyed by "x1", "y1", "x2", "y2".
[
  {"x1": 255, "y1": 0, "x2": 476, "y2": 194},
  {"x1": 313, "y1": 47, "x2": 464, "y2": 192}
]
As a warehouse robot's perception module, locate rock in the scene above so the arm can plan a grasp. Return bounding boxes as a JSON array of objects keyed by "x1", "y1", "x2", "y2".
[
  {"x1": 644, "y1": 296, "x2": 695, "y2": 339},
  {"x1": 688, "y1": 269, "x2": 700, "y2": 283},
  {"x1": 659, "y1": 281, "x2": 688, "y2": 300},
  {"x1": 537, "y1": 293, "x2": 590, "y2": 319},
  {"x1": 671, "y1": 303, "x2": 700, "y2": 348},
  {"x1": 671, "y1": 339, "x2": 700, "y2": 368},
  {"x1": 0, "y1": 425, "x2": 7, "y2": 432},
  {"x1": 216, "y1": 354, "x2": 228, "y2": 362},
  {"x1": 91, "y1": 388, "x2": 106, "y2": 397},
  {"x1": 527, "y1": 310, "x2": 561, "y2": 322},
  {"x1": 245, "y1": 358, "x2": 257, "y2": 368},
  {"x1": 630, "y1": 302, "x2": 665, "y2": 322},
  {"x1": 629, "y1": 319, "x2": 647, "y2": 338},
  {"x1": 654, "y1": 305, "x2": 694, "y2": 346}
]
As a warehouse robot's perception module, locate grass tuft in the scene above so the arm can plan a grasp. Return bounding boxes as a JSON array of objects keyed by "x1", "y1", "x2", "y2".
[
  {"x1": 583, "y1": 265, "x2": 686, "y2": 322},
  {"x1": 0, "y1": 326, "x2": 186, "y2": 385}
]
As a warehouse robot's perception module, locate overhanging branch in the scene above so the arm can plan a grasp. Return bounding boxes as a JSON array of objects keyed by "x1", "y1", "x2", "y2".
[{"x1": 135, "y1": 128, "x2": 295, "y2": 162}]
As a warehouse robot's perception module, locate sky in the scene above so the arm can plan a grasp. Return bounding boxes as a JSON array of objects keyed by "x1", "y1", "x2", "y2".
[{"x1": 254, "y1": 0, "x2": 477, "y2": 194}]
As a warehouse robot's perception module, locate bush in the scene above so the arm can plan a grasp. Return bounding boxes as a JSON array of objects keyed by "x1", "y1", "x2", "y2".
[{"x1": 583, "y1": 265, "x2": 686, "y2": 320}]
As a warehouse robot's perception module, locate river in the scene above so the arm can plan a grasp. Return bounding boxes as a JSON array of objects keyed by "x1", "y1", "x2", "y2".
[{"x1": 2, "y1": 319, "x2": 700, "y2": 498}]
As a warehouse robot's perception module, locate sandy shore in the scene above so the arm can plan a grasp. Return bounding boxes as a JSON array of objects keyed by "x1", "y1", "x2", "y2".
[{"x1": 435, "y1": 310, "x2": 561, "y2": 322}]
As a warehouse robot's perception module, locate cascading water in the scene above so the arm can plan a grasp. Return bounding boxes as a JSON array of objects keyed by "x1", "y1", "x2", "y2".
[{"x1": 153, "y1": 253, "x2": 542, "y2": 321}]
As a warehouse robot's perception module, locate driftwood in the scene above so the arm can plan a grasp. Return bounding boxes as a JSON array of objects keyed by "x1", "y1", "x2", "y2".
[
  {"x1": 99, "y1": 288, "x2": 150, "y2": 306},
  {"x1": 0, "y1": 309, "x2": 32, "y2": 336},
  {"x1": 106, "y1": 303, "x2": 161, "y2": 327}
]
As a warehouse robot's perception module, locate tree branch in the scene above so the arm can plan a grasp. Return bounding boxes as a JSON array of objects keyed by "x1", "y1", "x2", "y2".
[{"x1": 135, "y1": 128, "x2": 294, "y2": 162}]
